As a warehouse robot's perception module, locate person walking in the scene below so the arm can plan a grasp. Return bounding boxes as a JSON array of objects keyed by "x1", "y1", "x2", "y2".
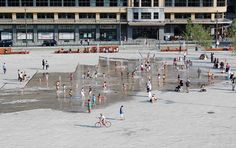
[
  {"x1": 186, "y1": 79, "x2": 190, "y2": 93},
  {"x1": 119, "y1": 105, "x2": 124, "y2": 120},
  {"x1": 87, "y1": 99, "x2": 92, "y2": 113},
  {"x1": 197, "y1": 67, "x2": 201, "y2": 79},
  {"x1": 3, "y1": 63, "x2": 6, "y2": 74},
  {"x1": 42, "y1": 59, "x2": 45, "y2": 70},
  {"x1": 45, "y1": 60, "x2": 49, "y2": 70}
]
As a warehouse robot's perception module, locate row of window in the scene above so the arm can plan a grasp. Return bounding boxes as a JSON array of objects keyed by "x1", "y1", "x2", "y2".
[
  {"x1": 133, "y1": 12, "x2": 159, "y2": 19},
  {"x1": 0, "y1": 13, "x2": 127, "y2": 20},
  {"x1": 164, "y1": 0, "x2": 226, "y2": 7},
  {"x1": 0, "y1": 0, "x2": 127, "y2": 7}
]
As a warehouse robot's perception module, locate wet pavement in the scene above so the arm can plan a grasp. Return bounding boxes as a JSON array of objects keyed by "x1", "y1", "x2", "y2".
[{"x1": 0, "y1": 57, "x2": 225, "y2": 113}]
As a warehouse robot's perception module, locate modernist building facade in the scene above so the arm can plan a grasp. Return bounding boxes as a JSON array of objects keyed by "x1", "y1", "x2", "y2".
[{"x1": 0, "y1": 0, "x2": 231, "y2": 45}]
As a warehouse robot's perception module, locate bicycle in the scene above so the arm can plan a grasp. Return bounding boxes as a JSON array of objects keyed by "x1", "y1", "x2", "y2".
[{"x1": 95, "y1": 119, "x2": 111, "y2": 128}]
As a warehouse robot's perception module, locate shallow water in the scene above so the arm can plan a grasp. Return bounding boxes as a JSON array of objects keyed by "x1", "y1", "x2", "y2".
[{"x1": 0, "y1": 57, "x2": 225, "y2": 113}]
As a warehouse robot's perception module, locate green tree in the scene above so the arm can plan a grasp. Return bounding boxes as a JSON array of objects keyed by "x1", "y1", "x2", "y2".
[
  {"x1": 231, "y1": 19, "x2": 236, "y2": 53},
  {"x1": 184, "y1": 20, "x2": 212, "y2": 50}
]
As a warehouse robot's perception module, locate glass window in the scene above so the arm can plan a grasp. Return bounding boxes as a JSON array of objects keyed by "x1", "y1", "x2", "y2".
[
  {"x1": 0, "y1": 0, "x2": 5, "y2": 6},
  {"x1": 195, "y1": 13, "x2": 211, "y2": 19},
  {"x1": 79, "y1": 0, "x2": 90, "y2": 6},
  {"x1": 154, "y1": 0, "x2": 158, "y2": 6},
  {"x1": 203, "y1": 0, "x2": 213, "y2": 7},
  {"x1": 96, "y1": 0, "x2": 104, "y2": 6},
  {"x1": 188, "y1": 0, "x2": 200, "y2": 6},
  {"x1": 64, "y1": 0, "x2": 75, "y2": 6},
  {"x1": 165, "y1": 0, "x2": 172, "y2": 6},
  {"x1": 175, "y1": 0, "x2": 186, "y2": 7},
  {"x1": 134, "y1": 0, "x2": 139, "y2": 7},
  {"x1": 38, "y1": 13, "x2": 54, "y2": 19},
  {"x1": 141, "y1": 12, "x2": 151, "y2": 19},
  {"x1": 122, "y1": 0, "x2": 127, "y2": 6},
  {"x1": 133, "y1": 12, "x2": 138, "y2": 19},
  {"x1": 21, "y1": 0, "x2": 33, "y2": 6},
  {"x1": 79, "y1": 13, "x2": 96, "y2": 19},
  {"x1": 121, "y1": 13, "x2": 127, "y2": 20},
  {"x1": 110, "y1": 0, "x2": 117, "y2": 6},
  {"x1": 141, "y1": 0, "x2": 151, "y2": 7},
  {"x1": 8, "y1": 0, "x2": 20, "y2": 6},
  {"x1": 154, "y1": 12, "x2": 159, "y2": 19},
  {"x1": 100, "y1": 13, "x2": 116, "y2": 19},
  {"x1": 175, "y1": 13, "x2": 191, "y2": 19},
  {"x1": 36, "y1": 0, "x2": 48, "y2": 6},
  {"x1": 50, "y1": 0, "x2": 62, "y2": 6},
  {"x1": 58, "y1": 13, "x2": 75, "y2": 19},
  {"x1": 165, "y1": 13, "x2": 170, "y2": 19},
  {"x1": 0, "y1": 13, "x2": 12, "y2": 19},
  {"x1": 16, "y1": 13, "x2": 33, "y2": 19},
  {"x1": 217, "y1": 0, "x2": 225, "y2": 6}
]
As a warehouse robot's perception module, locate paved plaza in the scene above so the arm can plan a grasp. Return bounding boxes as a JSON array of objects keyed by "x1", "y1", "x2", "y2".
[{"x1": 0, "y1": 46, "x2": 236, "y2": 148}]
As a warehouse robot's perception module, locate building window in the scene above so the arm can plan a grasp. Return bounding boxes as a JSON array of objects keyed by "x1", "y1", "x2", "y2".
[
  {"x1": 79, "y1": 0, "x2": 90, "y2": 6},
  {"x1": 188, "y1": 0, "x2": 200, "y2": 6},
  {"x1": 21, "y1": 0, "x2": 33, "y2": 6},
  {"x1": 217, "y1": 0, "x2": 225, "y2": 6},
  {"x1": 0, "y1": 13, "x2": 12, "y2": 19},
  {"x1": 141, "y1": 12, "x2": 151, "y2": 19},
  {"x1": 16, "y1": 13, "x2": 33, "y2": 19},
  {"x1": 133, "y1": 12, "x2": 138, "y2": 19},
  {"x1": 165, "y1": 13, "x2": 170, "y2": 19},
  {"x1": 110, "y1": 0, "x2": 117, "y2": 6},
  {"x1": 79, "y1": 13, "x2": 96, "y2": 19},
  {"x1": 8, "y1": 0, "x2": 20, "y2": 6},
  {"x1": 64, "y1": 0, "x2": 75, "y2": 6},
  {"x1": 96, "y1": 0, "x2": 104, "y2": 6},
  {"x1": 175, "y1": 13, "x2": 191, "y2": 19},
  {"x1": 100, "y1": 13, "x2": 116, "y2": 19},
  {"x1": 58, "y1": 13, "x2": 75, "y2": 19},
  {"x1": 50, "y1": 0, "x2": 62, "y2": 6},
  {"x1": 0, "y1": 0, "x2": 6, "y2": 6},
  {"x1": 122, "y1": 0, "x2": 127, "y2": 6},
  {"x1": 195, "y1": 13, "x2": 211, "y2": 19},
  {"x1": 36, "y1": 0, "x2": 48, "y2": 6},
  {"x1": 165, "y1": 0, "x2": 172, "y2": 7},
  {"x1": 154, "y1": 0, "x2": 158, "y2": 6},
  {"x1": 175, "y1": 0, "x2": 186, "y2": 7},
  {"x1": 134, "y1": 0, "x2": 139, "y2": 7},
  {"x1": 37, "y1": 13, "x2": 54, "y2": 19},
  {"x1": 141, "y1": 0, "x2": 151, "y2": 7},
  {"x1": 203, "y1": 0, "x2": 213, "y2": 7},
  {"x1": 154, "y1": 12, "x2": 159, "y2": 19},
  {"x1": 121, "y1": 13, "x2": 127, "y2": 20}
]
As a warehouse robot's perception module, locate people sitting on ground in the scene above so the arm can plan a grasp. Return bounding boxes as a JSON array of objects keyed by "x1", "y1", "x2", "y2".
[
  {"x1": 199, "y1": 84, "x2": 207, "y2": 92},
  {"x1": 149, "y1": 94, "x2": 157, "y2": 103},
  {"x1": 175, "y1": 80, "x2": 183, "y2": 92}
]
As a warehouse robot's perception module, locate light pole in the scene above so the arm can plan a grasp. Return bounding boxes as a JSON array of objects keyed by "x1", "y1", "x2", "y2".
[
  {"x1": 24, "y1": 8, "x2": 28, "y2": 48},
  {"x1": 119, "y1": 2, "x2": 122, "y2": 45},
  {"x1": 215, "y1": 11, "x2": 219, "y2": 48}
]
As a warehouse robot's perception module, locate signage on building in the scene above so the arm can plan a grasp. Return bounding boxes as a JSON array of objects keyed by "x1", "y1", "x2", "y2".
[{"x1": 38, "y1": 32, "x2": 54, "y2": 39}]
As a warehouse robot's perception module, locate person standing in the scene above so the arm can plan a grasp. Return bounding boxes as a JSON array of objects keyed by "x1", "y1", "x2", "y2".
[
  {"x1": 45, "y1": 60, "x2": 49, "y2": 70},
  {"x1": 197, "y1": 67, "x2": 201, "y2": 79},
  {"x1": 211, "y1": 53, "x2": 214, "y2": 63},
  {"x1": 186, "y1": 79, "x2": 190, "y2": 93},
  {"x1": 119, "y1": 105, "x2": 124, "y2": 120},
  {"x1": 3, "y1": 63, "x2": 6, "y2": 74},
  {"x1": 42, "y1": 59, "x2": 45, "y2": 70},
  {"x1": 87, "y1": 99, "x2": 92, "y2": 113}
]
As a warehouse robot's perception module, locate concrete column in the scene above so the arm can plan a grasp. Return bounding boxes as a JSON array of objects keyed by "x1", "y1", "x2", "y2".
[
  {"x1": 191, "y1": 13, "x2": 195, "y2": 21},
  {"x1": 96, "y1": 25, "x2": 100, "y2": 40},
  {"x1": 128, "y1": 0, "x2": 132, "y2": 7},
  {"x1": 33, "y1": 25, "x2": 37, "y2": 43},
  {"x1": 117, "y1": 25, "x2": 121, "y2": 40},
  {"x1": 211, "y1": 13, "x2": 215, "y2": 21},
  {"x1": 33, "y1": 13, "x2": 37, "y2": 21},
  {"x1": 54, "y1": 13, "x2": 58, "y2": 22},
  {"x1": 127, "y1": 26, "x2": 133, "y2": 40},
  {"x1": 12, "y1": 13, "x2": 16, "y2": 21},
  {"x1": 117, "y1": 13, "x2": 121, "y2": 22},
  {"x1": 213, "y1": 0, "x2": 217, "y2": 7},
  {"x1": 170, "y1": 13, "x2": 174, "y2": 21},
  {"x1": 75, "y1": 25, "x2": 79, "y2": 42},
  {"x1": 75, "y1": 13, "x2": 79, "y2": 22},
  {"x1": 151, "y1": 0, "x2": 154, "y2": 7},
  {"x1": 54, "y1": 25, "x2": 58, "y2": 41},
  {"x1": 12, "y1": 25, "x2": 17, "y2": 44},
  {"x1": 158, "y1": 27, "x2": 164, "y2": 40},
  {"x1": 139, "y1": 0, "x2": 141, "y2": 7},
  {"x1": 96, "y1": 13, "x2": 100, "y2": 22},
  {"x1": 159, "y1": 0, "x2": 164, "y2": 7}
]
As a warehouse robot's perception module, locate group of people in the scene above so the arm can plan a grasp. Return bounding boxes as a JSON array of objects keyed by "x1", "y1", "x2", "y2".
[
  {"x1": 42, "y1": 59, "x2": 49, "y2": 70},
  {"x1": 17, "y1": 69, "x2": 28, "y2": 82}
]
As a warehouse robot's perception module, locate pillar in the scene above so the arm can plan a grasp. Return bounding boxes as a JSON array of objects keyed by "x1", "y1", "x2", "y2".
[
  {"x1": 191, "y1": 13, "x2": 195, "y2": 21},
  {"x1": 211, "y1": 13, "x2": 215, "y2": 21},
  {"x1": 54, "y1": 25, "x2": 58, "y2": 41},
  {"x1": 117, "y1": 25, "x2": 121, "y2": 40},
  {"x1": 75, "y1": 13, "x2": 79, "y2": 22},
  {"x1": 158, "y1": 27, "x2": 164, "y2": 40},
  {"x1": 213, "y1": 0, "x2": 217, "y2": 7},
  {"x1": 96, "y1": 13, "x2": 100, "y2": 22},
  {"x1": 139, "y1": 0, "x2": 141, "y2": 7},
  {"x1": 33, "y1": 25, "x2": 37, "y2": 43},
  {"x1": 151, "y1": 0, "x2": 154, "y2": 7},
  {"x1": 54, "y1": 13, "x2": 58, "y2": 22},
  {"x1": 159, "y1": 0, "x2": 164, "y2": 7},
  {"x1": 127, "y1": 26, "x2": 133, "y2": 40},
  {"x1": 33, "y1": 13, "x2": 37, "y2": 21},
  {"x1": 75, "y1": 25, "x2": 79, "y2": 42},
  {"x1": 170, "y1": 13, "x2": 174, "y2": 21},
  {"x1": 117, "y1": 13, "x2": 121, "y2": 22},
  {"x1": 96, "y1": 25, "x2": 100, "y2": 40},
  {"x1": 12, "y1": 13, "x2": 16, "y2": 21}
]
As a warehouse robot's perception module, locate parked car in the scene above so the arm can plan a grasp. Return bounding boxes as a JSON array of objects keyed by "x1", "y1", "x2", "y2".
[
  {"x1": 42, "y1": 39, "x2": 57, "y2": 46},
  {"x1": 0, "y1": 39, "x2": 13, "y2": 47}
]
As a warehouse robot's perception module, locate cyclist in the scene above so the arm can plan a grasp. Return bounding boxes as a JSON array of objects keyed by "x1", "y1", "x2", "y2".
[{"x1": 99, "y1": 113, "x2": 106, "y2": 125}]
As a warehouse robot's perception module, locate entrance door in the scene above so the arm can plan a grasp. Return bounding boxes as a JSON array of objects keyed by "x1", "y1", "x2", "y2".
[{"x1": 133, "y1": 27, "x2": 158, "y2": 39}]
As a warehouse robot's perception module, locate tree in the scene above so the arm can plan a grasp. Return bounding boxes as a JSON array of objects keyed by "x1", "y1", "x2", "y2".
[
  {"x1": 184, "y1": 19, "x2": 212, "y2": 50},
  {"x1": 230, "y1": 19, "x2": 236, "y2": 53}
]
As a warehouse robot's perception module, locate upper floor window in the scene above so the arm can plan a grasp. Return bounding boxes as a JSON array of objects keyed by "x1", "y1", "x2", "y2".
[
  {"x1": 141, "y1": 0, "x2": 151, "y2": 7},
  {"x1": 188, "y1": 0, "x2": 200, "y2": 6},
  {"x1": 134, "y1": 0, "x2": 139, "y2": 7},
  {"x1": 96, "y1": 0, "x2": 104, "y2": 6},
  {"x1": 203, "y1": 0, "x2": 213, "y2": 7},
  {"x1": 121, "y1": 13, "x2": 127, "y2": 20},
  {"x1": 154, "y1": 0, "x2": 159, "y2": 6},
  {"x1": 154, "y1": 12, "x2": 159, "y2": 19},
  {"x1": 110, "y1": 0, "x2": 117, "y2": 6},
  {"x1": 0, "y1": 0, "x2": 6, "y2": 6},
  {"x1": 195, "y1": 13, "x2": 211, "y2": 19},
  {"x1": 165, "y1": 13, "x2": 171, "y2": 19},
  {"x1": 50, "y1": 0, "x2": 62, "y2": 6},
  {"x1": 141, "y1": 12, "x2": 151, "y2": 19},
  {"x1": 58, "y1": 13, "x2": 75, "y2": 19},
  {"x1": 165, "y1": 0, "x2": 172, "y2": 7},
  {"x1": 175, "y1": 13, "x2": 191, "y2": 19},
  {"x1": 8, "y1": 0, "x2": 20, "y2": 6},
  {"x1": 79, "y1": 0, "x2": 90, "y2": 6},
  {"x1": 36, "y1": 0, "x2": 48, "y2": 6},
  {"x1": 100, "y1": 13, "x2": 116, "y2": 19},
  {"x1": 217, "y1": 0, "x2": 225, "y2": 6},
  {"x1": 22, "y1": 0, "x2": 33, "y2": 6},
  {"x1": 79, "y1": 13, "x2": 96, "y2": 19},
  {"x1": 0, "y1": 13, "x2": 12, "y2": 19},
  {"x1": 64, "y1": 0, "x2": 76, "y2": 6},
  {"x1": 38, "y1": 13, "x2": 54, "y2": 19},
  {"x1": 16, "y1": 13, "x2": 33, "y2": 19},
  {"x1": 133, "y1": 12, "x2": 138, "y2": 19},
  {"x1": 175, "y1": 0, "x2": 186, "y2": 7}
]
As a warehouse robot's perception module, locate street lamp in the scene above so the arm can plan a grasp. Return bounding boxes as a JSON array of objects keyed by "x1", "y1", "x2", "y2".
[
  {"x1": 24, "y1": 8, "x2": 28, "y2": 48},
  {"x1": 119, "y1": 1, "x2": 122, "y2": 45},
  {"x1": 215, "y1": 11, "x2": 219, "y2": 48}
]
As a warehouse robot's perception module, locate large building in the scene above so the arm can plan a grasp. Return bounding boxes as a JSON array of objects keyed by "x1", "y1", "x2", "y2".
[{"x1": 0, "y1": 0, "x2": 231, "y2": 45}]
